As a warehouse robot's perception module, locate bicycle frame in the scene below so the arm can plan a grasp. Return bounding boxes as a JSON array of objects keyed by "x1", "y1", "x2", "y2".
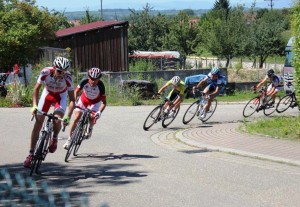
[
  {"x1": 30, "y1": 110, "x2": 63, "y2": 176},
  {"x1": 64, "y1": 106, "x2": 95, "y2": 162}
]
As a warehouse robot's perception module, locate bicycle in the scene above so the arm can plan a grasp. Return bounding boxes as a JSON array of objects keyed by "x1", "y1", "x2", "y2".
[
  {"x1": 182, "y1": 89, "x2": 217, "y2": 124},
  {"x1": 276, "y1": 90, "x2": 298, "y2": 113},
  {"x1": 64, "y1": 106, "x2": 96, "y2": 162},
  {"x1": 143, "y1": 95, "x2": 180, "y2": 130},
  {"x1": 29, "y1": 110, "x2": 64, "y2": 176},
  {"x1": 243, "y1": 86, "x2": 280, "y2": 118}
]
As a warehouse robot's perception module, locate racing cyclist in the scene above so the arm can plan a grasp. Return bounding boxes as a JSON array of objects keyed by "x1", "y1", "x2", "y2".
[
  {"x1": 157, "y1": 76, "x2": 187, "y2": 117},
  {"x1": 254, "y1": 69, "x2": 283, "y2": 106},
  {"x1": 63, "y1": 67, "x2": 107, "y2": 149},
  {"x1": 193, "y1": 67, "x2": 226, "y2": 119},
  {"x1": 24, "y1": 57, "x2": 75, "y2": 168}
]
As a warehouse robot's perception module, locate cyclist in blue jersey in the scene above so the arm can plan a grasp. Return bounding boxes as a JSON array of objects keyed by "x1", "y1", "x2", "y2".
[
  {"x1": 254, "y1": 69, "x2": 283, "y2": 106},
  {"x1": 193, "y1": 67, "x2": 226, "y2": 119}
]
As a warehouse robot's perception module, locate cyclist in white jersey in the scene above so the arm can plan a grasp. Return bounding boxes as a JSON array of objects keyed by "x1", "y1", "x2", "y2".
[
  {"x1": 63, "y1": 67, "x2": 107, "y2": 149},
  {"x1": 254, "y1": 69, "x2": 283, "y2": 105},
  {"x1": 24, "y1": 57, "x2": 75, "y2": 168}
]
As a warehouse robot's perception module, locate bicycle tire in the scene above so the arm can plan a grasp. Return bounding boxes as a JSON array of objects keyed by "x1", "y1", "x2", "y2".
[
  {"x1": 143, "y1": 105, "x2": 162, "y2": 130},
  {"x1": 182, "y1": 100, "x2": 200, "y2": 124},
  {"x1": 200, "y1": 99, "x2": 217, "y2": 122},
  {"x1": 73, "y1": 123, "x2": 87, "y2": 156},
  {"x1": 64, "y1": 124, "x2": 81, "y2": 162},
  {"x1": 263, "y1": 96, "x2": 280, "y2": 116},
  {"x1": 276, "y1": 94, "x2": 293, "y2": 113},
  {"x1": 162, "y1": 106, "x2": 180, "y2": 128},
  {"x1": 243, "y1": 97, "x2": 260, "y2": 118},
  {"x1": 30, "y1": 132, "x2": 47, "y2": 176}
]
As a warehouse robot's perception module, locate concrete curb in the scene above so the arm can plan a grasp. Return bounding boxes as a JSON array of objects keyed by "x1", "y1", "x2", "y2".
[{"x1": 176, "y1": 129, "x2": 300, "y2": 167}]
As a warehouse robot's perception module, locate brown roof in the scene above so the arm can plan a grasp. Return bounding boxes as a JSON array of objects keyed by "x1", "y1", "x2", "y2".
[{"x1": 56, "y1": 20, "x2": 127, "y2": 38}]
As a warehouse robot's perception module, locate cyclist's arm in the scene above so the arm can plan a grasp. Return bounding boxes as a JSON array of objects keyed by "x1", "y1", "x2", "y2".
[
  {"x1": 256, "y1": 76, "x2": 267, "y2": 89},
  {"x1": 158, "y1": 83, "x2": 169, "y2": 94},
  {"x1": 210, "y1": 86, "x2": 220, "y2": 97},
  {"x1": 32, "y1": 82, "x2": 42, "y2": 107},
  {"x1": 66, "y1": 89, "x2": 76, "y2": 118},
  {"x1": 195, "y1": 77, "x2": 208, "y2": 88}
]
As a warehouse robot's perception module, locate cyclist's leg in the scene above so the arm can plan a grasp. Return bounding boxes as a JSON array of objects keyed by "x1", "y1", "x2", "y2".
[
  {"x1": 172, "y1": 94, "x2": 183, "y2": 111},
  {"x1": 89, "y1": 102, "x2": 101, "y2": 128},
  {"x1": 163, "y1": 91, "x2": 174, "y2": 113}
]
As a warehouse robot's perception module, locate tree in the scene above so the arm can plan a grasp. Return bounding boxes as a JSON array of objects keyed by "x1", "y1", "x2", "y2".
[
  {"x1": 199, "y1": 6, "x2": 247, "y2": 67},
  {"x1": 128, "y1": 4, "x2": 170, "y2": 52},
  {"x1": 0, "y1": 0, "x2": 67, "y2": 69},
  {"x1": 80, "y1": 8, "x2": 102, "y2": 24},
  {"x1": 247, "y1": 10, "x2": 286, "y2": 68},
  {"x1": 163, "y1": 11, "x2": 199, "y2": 69}
]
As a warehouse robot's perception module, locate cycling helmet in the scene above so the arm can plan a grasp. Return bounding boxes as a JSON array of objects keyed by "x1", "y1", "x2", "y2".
[
  {"x1": 171, "y1": 76, "x2": 181, "y2": 85},
  {"x1": 53, "y1": 57, "x2": 70, "y2": 71},
  {"x1": 211, "y1": 67, "x2": 220, "y2": 75},
  {"x1": 88, "y1": 67, "x2": 102, "y2": 79},
  {"x1": 267, "y1": 69, "x2": 275, "y2": 77}
]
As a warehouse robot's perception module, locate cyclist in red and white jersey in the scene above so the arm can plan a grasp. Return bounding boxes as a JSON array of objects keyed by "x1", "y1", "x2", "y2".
[
  {"x1": 63, "y1": 67, "x2": 107, "y2": 149},
  {"x1": 24, "y1": 57, "x2": 75, "y2": 168}
]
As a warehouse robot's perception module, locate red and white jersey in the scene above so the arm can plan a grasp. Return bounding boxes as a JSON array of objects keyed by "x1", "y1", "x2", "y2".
[
  {"x1": 78, "y1": 79, "x2": 106, "y2": 104},
  {"x1": 37, "y1": 67, "x2": 74, "y2": 94}
]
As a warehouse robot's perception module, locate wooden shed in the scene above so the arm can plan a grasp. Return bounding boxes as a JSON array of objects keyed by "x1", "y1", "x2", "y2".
[{"x1": 54, "y1": 20, "x2": 129, "y2": 72}]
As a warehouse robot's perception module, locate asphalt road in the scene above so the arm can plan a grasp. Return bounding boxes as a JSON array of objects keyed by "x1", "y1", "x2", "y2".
[{"x1": 1, "y1": 104, "x2": 300, "y2": 207}]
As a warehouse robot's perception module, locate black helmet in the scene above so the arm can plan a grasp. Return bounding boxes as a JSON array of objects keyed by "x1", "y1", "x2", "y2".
[{"x1": 267, "y1": 69, "x2": 274, "y2": 77}]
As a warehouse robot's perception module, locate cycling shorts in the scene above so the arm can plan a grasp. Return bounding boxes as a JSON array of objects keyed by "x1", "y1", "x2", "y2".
[
  {"x1": 37, "y1": 88, "x2": 68, "y2": 114},
  {"x1": 75, "y1": 97, "x2": 101, "y2": 113}
]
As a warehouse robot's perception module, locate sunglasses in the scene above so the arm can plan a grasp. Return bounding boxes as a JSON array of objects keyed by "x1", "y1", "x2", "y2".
[{"x1": 56, "y1": 69, "x2": 65, "y2": 74}]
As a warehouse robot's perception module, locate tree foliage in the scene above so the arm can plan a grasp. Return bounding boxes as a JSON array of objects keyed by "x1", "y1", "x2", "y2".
[
  {"x1": 291, "y1": 1, "x2": 300, "y2": 108},
  {"x1": 0, "y1": 0, "x2": 69, "y2": 69}
]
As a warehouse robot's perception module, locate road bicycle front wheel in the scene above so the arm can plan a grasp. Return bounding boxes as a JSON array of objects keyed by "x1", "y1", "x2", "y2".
[
  {"x1": 73, "y1": 123, "x2": 87, "y2": 156},
  {"x1": 162, "y1": 106, "x2": 180, "y2": 128},
  {"x1": 182, "y1": 100, "x2": 200, "y2": 124},
  {"x1": 30, "y1": 132, "x2": 47, "y2": 176},
  {"x1": 264, "y1": 96, "x2": 280, "y2": 116},
  {"x1": 200, "y1": 99, "x2": 217, "y2": 122},
  {"x1": 243, "y1": 97, "x2": 260, "y2": 118},
  {"x1": 65, "y1": 124, "x2": 81, "y2": 162},
  {"x1": 143, "y1": 105, "x2": 162, "y2": 131},
  {"x1": 276, "y1": 94, "x2": 293, "y2": 113}
]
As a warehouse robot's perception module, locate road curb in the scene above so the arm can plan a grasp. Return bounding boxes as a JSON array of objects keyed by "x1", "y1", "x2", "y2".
[{"x1": 175, "y1": 129, "x2": 300, "y2": 167}]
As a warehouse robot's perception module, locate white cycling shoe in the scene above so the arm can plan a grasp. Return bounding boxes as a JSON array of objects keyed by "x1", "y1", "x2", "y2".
[{"x1": 63, "y1": 139, "x2": 71, "y2": 150}]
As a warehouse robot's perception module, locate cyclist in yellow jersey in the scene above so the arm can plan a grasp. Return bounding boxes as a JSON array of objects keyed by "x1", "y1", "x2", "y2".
[{"x1": 157, "y1": 76, "x2": 187, "y2": 116}]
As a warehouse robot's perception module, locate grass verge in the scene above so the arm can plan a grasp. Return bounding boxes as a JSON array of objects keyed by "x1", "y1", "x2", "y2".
[{"x1": 243, "y1": 116, "x2": 300, "y2": 141}]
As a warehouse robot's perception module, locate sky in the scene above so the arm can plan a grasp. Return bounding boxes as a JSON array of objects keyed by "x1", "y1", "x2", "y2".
[{"x1": 34, "y1": 0, "x2": 295, "y2": 12}]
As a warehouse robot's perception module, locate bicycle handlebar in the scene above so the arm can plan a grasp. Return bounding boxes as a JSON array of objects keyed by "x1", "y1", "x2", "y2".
[{"x1": 31, "y1": 110, "x2": 66, "y2": 131}]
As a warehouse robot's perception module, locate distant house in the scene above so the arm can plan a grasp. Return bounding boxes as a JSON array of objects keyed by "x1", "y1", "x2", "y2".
[{"x1": 54, "y1": 20, "x2": 129, "y2": 72}]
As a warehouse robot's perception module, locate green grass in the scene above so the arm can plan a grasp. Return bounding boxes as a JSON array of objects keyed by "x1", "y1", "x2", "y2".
[{"x1": 244, "y1": 116, "x2": 300, "y2": 141}]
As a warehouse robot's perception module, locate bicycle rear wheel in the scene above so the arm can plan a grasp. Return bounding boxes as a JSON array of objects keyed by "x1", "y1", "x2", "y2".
[
  {"x1": 65, "y1": 124, "x2": 81, "y2": 162},
  {"x1": 243, "y1": 97, "x2": 260, "y2": 118},
  {"x1": 276, "y1": 94, "x2": 292, "y2": 113},
  {"x1": 143, "y1": 105, "x2": 162, "y2": 130},
  {"x1": 162, "y1": 106, "x2": 180, "y2": 128},
  {"x1": 264, "y1": 96, "x2": 280, "y2": 116},
  {"x1": 182, "y1": 100, "x2": 200, "y2": 124},
  {"x1": 200, "y1": 99, "x2": 217, "y2": 122}
]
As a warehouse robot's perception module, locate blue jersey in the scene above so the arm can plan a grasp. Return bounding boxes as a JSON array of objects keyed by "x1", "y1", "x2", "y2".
[{"x1": 206, "y1": 73, "x2": 227, "y2": 88}]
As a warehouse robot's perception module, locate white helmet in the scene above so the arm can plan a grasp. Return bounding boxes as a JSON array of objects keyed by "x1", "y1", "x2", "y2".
[
  {"x1": 171, "y1": 76, "x2": 181, "y2": 85},
  {"x1": 88, "y1": 67, "x2": 102, "y2": 79},
  {"x1": 53, "y1": 57, "x2": 70, "y2": 71}
]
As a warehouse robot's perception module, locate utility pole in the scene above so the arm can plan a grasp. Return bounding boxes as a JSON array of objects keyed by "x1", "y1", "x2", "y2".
[
  {"x1": 264, "y1": 0, "x2": 275, "y2": 10},
  {"x1": 100, "y1": 0, "x2": 103, "y2": 20}
]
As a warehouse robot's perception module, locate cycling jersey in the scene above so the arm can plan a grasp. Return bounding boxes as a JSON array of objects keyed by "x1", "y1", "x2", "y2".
[
  {"x1": 37, "y1": 67, "x2": 74, "y2": 94},
  {"x1": 205, "y1": 73, "x2": 226, "y2": 93},
  {"x1": 266, "y1": 75, "x2": 283, "y2": 87},
  {"x1": 37, "y1": 67, "x2": 74, "y2": 113},
  {"x1": 77, "y1": 78, "x2": 106, "y2": 105},
  {"x1": 165, "y1": 80, "x2": 186, "y2": 95}
]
